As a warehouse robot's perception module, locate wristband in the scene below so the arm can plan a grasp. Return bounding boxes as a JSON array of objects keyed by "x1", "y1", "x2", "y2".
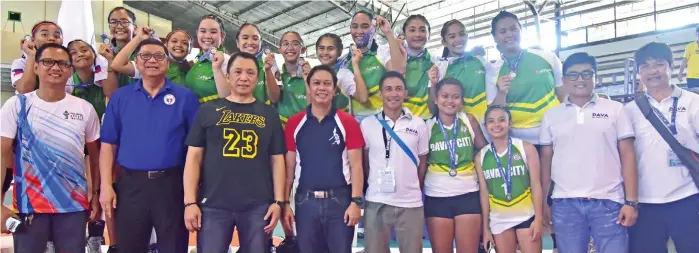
[{"x1": 184, "y1": 202, "x2": 197, "y2": 208}]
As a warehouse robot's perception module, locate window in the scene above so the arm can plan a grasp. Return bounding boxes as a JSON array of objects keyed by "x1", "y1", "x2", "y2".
[
  {"x1": 615, "y1": 1, "x2": 655, "y2": 20},
  {"x1": 616, "y1": 16, "x2": 655, "y2": 37},
  {"x1": 656, "y1": 0, "x2": 698, "y2": 11},
  {"x1": 587, "y1": 23, "x2": 615, "y2": 42},
  {"x1": 562, "y1": 29, "x2": 587, "y2": 47},
  {"x1": 657, "y1": 6, "x2": 699, "y2": 30}
]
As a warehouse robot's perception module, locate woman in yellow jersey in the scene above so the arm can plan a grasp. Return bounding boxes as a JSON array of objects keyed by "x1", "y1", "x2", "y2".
[
  {"x1": 476, "y1": 106, "x2": 543, "y2": 253},
  {"x1": 111, "y1": 27, "x2": 192, "y2": 86},
  {"x1": 488, "y1": 11, "x2": 564, "y2": 145},
  {"x1": 394, "y1": 14, "x2": 439, "y2": 120},
  {"x1": 215, "y1": 23, "x2": 279, "y2": 104},
  {"x1": 316, "y1": 33, "x2": 369, "y2": 113},
  {"x1": 346, "y1": 11, "x2": 399, "y2": 121},
  {"x1": 428, "y1": 20, "x2": 493, "y2": 123},
  {"x1": 425, "y1": 78, "x2": 488, "y2": 253}
]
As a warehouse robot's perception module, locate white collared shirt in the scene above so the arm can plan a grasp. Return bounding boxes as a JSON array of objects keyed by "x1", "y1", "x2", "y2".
[
  {"x1": 540, "y1": 95, "x2": 634, "y2": 203},
  {"x1": 361, "y1": 108, "x2": 429, "y2": 208},
  {"x1": 625, "y1": 86, "x2": 699, "y2": 203}
]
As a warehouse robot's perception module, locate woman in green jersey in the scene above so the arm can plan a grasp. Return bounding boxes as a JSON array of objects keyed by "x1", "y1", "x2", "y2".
[
  {"x1": 268, "y1": 31, "x2": 310, "y2": 125},
  {"x1": 475, "y1": 105, "x2": 543, "y2": 253},
  {"x1": 105, "y1": 7, "x2": 139, "y2": 88},
  {"x1": 67, "y1": 39, "x2": 118, "y2": 119},
  {"x1": 425, "y1": 78, "x2": 488, "y2": 253},
  {"x1": 219, "y1": 23, "x2": 278, "y2": 105},
  {"x1": 489, "y1": 11, "x2": 564, "y2": 145},
  {"x1": 315, "y1": 33, "x2": 369, "y2": 113},
  {"x1": 182, "y1": 14, "x2": 232, "y2": 103},
  {"x1": 428, "y1": 19, "x2": 491, "y2": 123},
  {"x1": 397, "y1": 14, "x2": 437, "y2": 120},
  {"x1": 111, "y1": 28, "x2": 192, "y2": 87}
]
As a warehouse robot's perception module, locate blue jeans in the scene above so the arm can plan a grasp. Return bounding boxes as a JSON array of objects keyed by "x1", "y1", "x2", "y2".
[
  {"x1": 629, "y1": 194, "x2": 699, "y2": 253},
  {"x1": 295, "y1": 189, "x2": 355, "y2": 253},
  {"x1": 197, "y1": 204, "x2": 271, "y2": 253},
  {"x1": 552, "y1": 198, "x2": 628, "y2": 253}
]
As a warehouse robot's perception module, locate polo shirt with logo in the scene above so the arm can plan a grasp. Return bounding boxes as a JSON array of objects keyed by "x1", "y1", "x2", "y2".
[
  {"x1": 285, "y1": 106, "x2": 365, "y2": 191},
  {"x1": 540, "y1": 94, "x2": 634, "y2": 203},
  {"x1": 361, "y1": 108, "x2": 429, "y2": 208},
  {"x1": 625, "y1": 86, "x2": 699, "y2": 204},
  {"x1": 101, "y1": 79, "x2": 200, "y2": 170}
]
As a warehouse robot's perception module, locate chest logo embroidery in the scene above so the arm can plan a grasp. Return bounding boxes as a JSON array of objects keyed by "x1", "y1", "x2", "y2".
[
  {"x1": 329, "y1": 127, "x2": 341, "y2": 145},
  {"x1": 592, "y1": 112, "x2": 609, "y2": 119},
  {"x1": 164, "y1": 94, "x2": 176, "y2": 105}
]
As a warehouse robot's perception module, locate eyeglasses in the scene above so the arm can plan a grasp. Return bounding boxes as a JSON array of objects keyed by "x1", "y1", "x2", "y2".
[
  {"x1": 281, "y1": 41, "x2": 303, "y2": 48},
  {"x1": 108, "y1": 20, "x2": 132, "y2": 28},
  {"x1": 564, "y1": 70, "x2": 594, "y2": 81},
  {"x1": 137, "y1": 53, "x2": 167, "y2": 61},
  {"x1": 38, "y1": 59, "x2": 71, "y2": 69}
]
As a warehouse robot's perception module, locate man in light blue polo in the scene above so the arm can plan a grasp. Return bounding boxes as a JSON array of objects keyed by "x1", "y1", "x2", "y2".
[
  {"x1": 540, "y1": 52, "x2": 639, "y2": 253},
  {"x1": 98, "y1": 38, "x2": 200, "y2": 253}
]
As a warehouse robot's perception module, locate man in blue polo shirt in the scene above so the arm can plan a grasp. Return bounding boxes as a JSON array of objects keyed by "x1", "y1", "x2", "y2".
[
  {"x1": 283, "y1": 65, "x2": 365, "y2": 253},
  {"x1": 98, "y1": 38, "x2": 199, "y2": 253}
]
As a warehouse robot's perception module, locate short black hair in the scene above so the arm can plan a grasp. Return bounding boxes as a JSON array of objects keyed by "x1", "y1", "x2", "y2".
[
  {"x1": 563, "y1": 52, "x2": 598, "y2": 73},
  {"x1": 315, "y1": 33, "x2": 344, "y2": 59},
  {"x1": 379, "y1": 71, "x2": 406, "y2": 89},
  {"x1": 108, "y1": 7, "x2": 136, "y2": 23},
  {"x1": 634, "y1": 42, "x2": 674, "y2": 70},
  {"x1": 67, "y1": 39, "x2": 96, "y2": 66},
  {"x1": 491, "y1": 10, "x2": 521, "y2": 36},
  {"x1": 227, "y1": 52, "x2": 259, "y2": 74},
  {"x1": 306, "y1": 65, "x2": 337, "y2": 87},
  {"x1": 135, "y1": 38, "x2": 168, "y2": 56},
  {"x1": 35, "y1": 43, "x2": 71, "y2": 64}
]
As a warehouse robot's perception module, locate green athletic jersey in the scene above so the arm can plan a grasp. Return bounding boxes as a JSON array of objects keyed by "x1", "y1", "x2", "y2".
[
  {"x1": 334, "y1": 88, "x2": 350, "y2": 112},
  {"x1": 254, "y1": 55, "x2": 271, "y2": 105},
  {"x1": 348, "y1": 47, "x2": 386, "y2": 117},
  {"x1": 496, "y1": 49, "x2": 561, "y2": 128},
  {"x1": 115, "y1": 46, "x2": 136, "y2": 87},
  {"x1": 278, "y1": 66, "x2": 307, "y2": 125},
  {"x1": 444, "y1": 56, "x2": 487, "y2": 122},
  {"x1": 185, "y1": 53, "x2": 220, "y2": 103},
  {"x1": 479, "y1": 138, "x2": 534, "y2": 233},
  {"x1": 70, "y1": 73, "x2": 106, "y2": 119},
  {"x1": 404, "y1": 52, "x2": 433, "y2": 119},
  {"x1": 425, "y1": 113, "x2": 479, "y2": 196},
  {"x1": 166, "y1": 61, "x2": 187, "y2": 86}
]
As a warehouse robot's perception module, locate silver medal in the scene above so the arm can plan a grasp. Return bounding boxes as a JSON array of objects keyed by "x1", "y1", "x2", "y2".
[
  {"x1": 264, "y1": 48, "x2": 272, "y2": 55},
  {"x1": 448, "y1": 170, "x2": 457, "y2": 177},
  {"x1": 509, "y1": 72, "x2": 516, "y2": 78}
]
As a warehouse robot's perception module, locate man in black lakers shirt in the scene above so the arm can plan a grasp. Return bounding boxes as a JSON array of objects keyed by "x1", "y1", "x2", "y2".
[{"x1": 183, "y1": 52, "x2": 287, "y2": 253}]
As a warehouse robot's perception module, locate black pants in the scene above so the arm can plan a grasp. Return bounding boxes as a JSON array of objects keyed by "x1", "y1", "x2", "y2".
[{"x1": 115, "y1": 168, "x2": 188, "y2": 253}]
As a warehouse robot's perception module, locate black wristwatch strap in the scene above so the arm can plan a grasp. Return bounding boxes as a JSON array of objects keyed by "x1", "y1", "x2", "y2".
[
  {"x1": 274, "y1": 200, "x2": 289, "y2": 207},
  {"x1": 184, "y1": 202, "x2": 197, "y2": 208}
]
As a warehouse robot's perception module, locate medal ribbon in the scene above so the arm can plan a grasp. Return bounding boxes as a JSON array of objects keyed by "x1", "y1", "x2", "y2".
[
  {"x1": 437, "y1": 116, "x2": 459, "y2": 175},
  {"x1": 491, "y1": 137, "x2": 513, "y2": 201}
]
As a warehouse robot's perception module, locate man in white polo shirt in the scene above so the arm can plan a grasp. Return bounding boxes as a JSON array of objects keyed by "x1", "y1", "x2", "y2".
[
  {"x1": 625, "y1": 42, "x2": 699, "y2": 253},
  {"x1": 540, "y1": 52, "x2": 639, "y2": 253},
  {"x1": 360, "y1": 71, "x2": 429, "y2": 253}
]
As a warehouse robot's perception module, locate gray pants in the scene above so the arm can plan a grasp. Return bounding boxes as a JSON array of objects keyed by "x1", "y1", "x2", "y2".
[{"x1": 364, "y1": 201, "x2": 424, "y2": 253}]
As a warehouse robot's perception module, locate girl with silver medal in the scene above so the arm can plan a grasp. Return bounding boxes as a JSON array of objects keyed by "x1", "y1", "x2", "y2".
[
  {"x1": 424, "y1": 79, "x2": 488, "y2": 253},
  {"x1": 476, "y1": 105, "x2": 543, "y2": 253}
]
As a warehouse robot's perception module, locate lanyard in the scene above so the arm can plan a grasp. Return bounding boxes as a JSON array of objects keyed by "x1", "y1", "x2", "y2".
[
  {"x1": 358, "y1": 26, "x2": 376, "y2": 49},
  {"x1": 407, "y1": 49, "x2": 426, "y2": 61},
  {"x1": 380, "y1": 111, "x2": 401, "y2": 159},
  {"x1": 196, "y1": 50, "x2": 213, "y2": 63},
  {"x1": 437, "y1": 116, "x2": 459, "y2": 177},
  {"x1": 501, "y1": 50, "x2": 523, "y2": 78},
  {"x1": 648, "y1": 95, "x2": 679, "y2": 136},
  {"x1": 491, "y1": 138, "x2": 513, "y2": 201}
]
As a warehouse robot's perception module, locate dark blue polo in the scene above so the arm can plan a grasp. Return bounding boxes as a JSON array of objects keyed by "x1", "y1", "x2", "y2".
[
  {"x1": 101, "y1": 79, "x2": 200, "y2": 170},
  {"x1": 284, "y1": 106, "x2": 365, "y2": 190}
]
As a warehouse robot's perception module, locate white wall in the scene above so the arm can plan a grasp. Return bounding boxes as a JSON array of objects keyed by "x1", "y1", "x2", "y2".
[{"x1": 560, "y1": 26, "x2": 697, "y2": 60}]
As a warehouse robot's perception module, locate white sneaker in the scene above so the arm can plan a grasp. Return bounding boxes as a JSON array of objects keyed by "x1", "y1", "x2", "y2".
[
  {"x1": 44, "y1": 241, "x2": 55, "y2": 253},
  {"x1": 87, "y1": 236, "x2": 105, "y2": 253}
]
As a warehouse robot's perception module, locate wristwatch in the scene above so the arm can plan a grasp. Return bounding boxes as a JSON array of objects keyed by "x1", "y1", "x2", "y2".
[
  {"x1": 624, "y1": 200, "x2": 639, "y2": 209},
  {"x1": 274, "y1": 200, "x2": 289, "y2": 207},
  {"x1": 351, "y1": 197, "x2": 364, "y2": 206}
]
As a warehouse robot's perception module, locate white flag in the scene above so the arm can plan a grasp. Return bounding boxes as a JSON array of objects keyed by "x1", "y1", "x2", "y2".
[{"x1": 57, "y1": 0, "x2": 96, "y2": 49}]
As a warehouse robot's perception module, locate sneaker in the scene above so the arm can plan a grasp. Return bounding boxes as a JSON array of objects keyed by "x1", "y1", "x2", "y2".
[
  {"x1": 87, "y1": 236, "x2": 105, "y2": 253},
  {"x1": 107, "y1": 245, "x2": 118, "y2": 253},
  {"x1": 44, "y1": 241, "x2": 55, "y2": 253},
  {"x1": 148, "y1": 243, "x2": 158, "y2": 253}
]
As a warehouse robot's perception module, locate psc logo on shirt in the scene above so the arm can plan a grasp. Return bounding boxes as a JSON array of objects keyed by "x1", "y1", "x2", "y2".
[
  {"x1": 592, "y1": 112, "x2": 609, "y2": 119},
  {"x1": 63, "y1": 111, "x2": 84, "y2": 121}
]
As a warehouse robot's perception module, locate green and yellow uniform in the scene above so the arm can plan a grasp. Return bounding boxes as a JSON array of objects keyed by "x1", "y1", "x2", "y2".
[
  {"x1": 404, "y1": 51, "x2": 434, "y2": 119},
  {"x1": 254, "y1": 55, "x2": 273, "y2": 105},
  {"x1": 166, "y1": 61, "x2": 188, "y2": 85},
  {"x1": 347, "y1": 45, "x2": 390, "y2": 118},
  {"x1": 493, "y1": 49, "x2": 562, "y2": 144},
  {"x1": 478, "y1": 138, "x2": 534, "y2": 234},
  {"x1": 424, "y1": 113, "x2": 479, "y2": 197},
  {"x1": 114, "y1": 45, "x2": 137, "y2": 87},
  {"x1": 69, "y1": 73, "x2": 107, "y2": 119},
  {"x1": 436, "y1": 55, "x2": 488, "y2": 122},
  {"x1": 184, "y1": 52, "x2": 230, "y2": 103},
  {"x1": 277, "y1": 65, "x2": 307, "y2": 126}
]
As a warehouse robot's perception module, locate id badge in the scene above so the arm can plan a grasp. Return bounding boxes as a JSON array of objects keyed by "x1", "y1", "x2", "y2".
[
  {"x1": 668, "y1": 150, "x2": 685, "y2": 167},
  {"x1": 378, "y1": 168, "x2": 396, "y2": 193}
]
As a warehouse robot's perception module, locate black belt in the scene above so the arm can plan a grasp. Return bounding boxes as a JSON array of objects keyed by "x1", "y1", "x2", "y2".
[
  {"x1": 298, "y1": 185, "x2": 351, "y2": 199},
  {"x1": 121, "y1": 166, "x2": 182, "y2": 179}
]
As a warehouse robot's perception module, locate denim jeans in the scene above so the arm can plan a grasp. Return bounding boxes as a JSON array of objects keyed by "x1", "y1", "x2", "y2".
[
  {"x1": 295, "y1": 188, "x2": 355, "y2": 253},
  {"x1": 552, "y1": 198, "x2": 628, "y2": 253},
  {"x1": 197, "y1": 204, "x2": 271, "y2": 253}
]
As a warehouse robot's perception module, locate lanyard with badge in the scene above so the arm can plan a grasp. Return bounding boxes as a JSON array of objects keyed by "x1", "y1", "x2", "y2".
[
  {"x1": 375, "y1": 111, "x2": 417, "y2": 192},
  {"x1": 437, "y1": 116, "x2": 459, "y2": 177},
  {"x1": 491, "y1": 137, "x2": 513, "y2": 201},
  {"x1": 501, "y1": 50, "x2": 523, "y2": 79},
  {"x1": 648, "y1": 95, "x2": 683, "y2": 167}
]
